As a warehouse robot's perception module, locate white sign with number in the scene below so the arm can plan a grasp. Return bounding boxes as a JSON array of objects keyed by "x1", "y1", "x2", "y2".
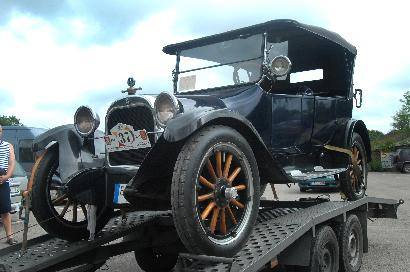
[{"x1": 104, "y1": 123, "x2": 151, "y2": 153}]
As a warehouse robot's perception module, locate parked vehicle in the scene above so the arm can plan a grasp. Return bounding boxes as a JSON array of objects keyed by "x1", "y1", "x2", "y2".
[
  {"x1": 30, "y1": 19, "x2": 370, "y2": 257},
  {"x1": 394, "y1": 147, "x2": 410, "y2": 173},
  {"x1": 9, "y1": 161, "x2": 28, "y2": 214},
  {"x1": 1, "y1": 126, "x2": 46, "y2": 174},
  {"x1": 298, "y1": 175, "x2": 339, "y2": 192}
]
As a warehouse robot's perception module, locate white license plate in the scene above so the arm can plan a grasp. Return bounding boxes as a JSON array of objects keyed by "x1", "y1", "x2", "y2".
[
  {"x1": 113, "y1": 184, "x2": 129, "y2": 204},
  {"x1": 310, "y1": 181, "x2": 326, "y2": 186},
  {"x1": 105, "y1": 123, "x2": 151, "y2": 153}
]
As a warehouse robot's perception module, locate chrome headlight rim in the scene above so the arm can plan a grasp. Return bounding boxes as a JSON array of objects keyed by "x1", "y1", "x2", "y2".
[
  {"x1": 154, "y1": 92, "x2": 180, "y2": 128},
  {"x1": 270, "y1": 55, "x2": 292, "y2": 77},
  {"x1": 74, "y1": 105, "x2": 100, "y2": 137}
]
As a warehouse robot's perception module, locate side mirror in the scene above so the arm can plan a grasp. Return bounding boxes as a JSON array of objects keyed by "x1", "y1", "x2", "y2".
[{"x1": 353, "y1": 89, "x2": 363, "y2": 108}]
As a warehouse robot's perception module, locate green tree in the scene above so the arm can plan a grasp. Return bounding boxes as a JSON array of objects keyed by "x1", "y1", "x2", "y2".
[
  {"x1": 0, "y1": 115, "x2": 22, "y2": 126},
  {"x1": 392, "y1": 91, "x2": 410, "y2": 132},
  {"x1": 368, "y1": 129, "x2": 384, "y2": 141}
]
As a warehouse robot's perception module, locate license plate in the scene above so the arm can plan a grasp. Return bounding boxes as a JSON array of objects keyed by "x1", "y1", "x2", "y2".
[
  {"x1": 113, "y1": 183, "x2": 129, "y2": 204},
  {"x1": 10, "y1": 187, "x2": 20, "y2": 195},
  {"x1": 310, "y1": 181, "x2": 326, "y2": 186},
  {"x1": 105, "y1": 123, "x2": 151, "y2": 153}
]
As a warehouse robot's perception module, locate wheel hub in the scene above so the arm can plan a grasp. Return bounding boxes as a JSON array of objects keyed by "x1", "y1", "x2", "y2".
[{"x1": 214, "y1": 178, "x2": 238, "y2": 207}]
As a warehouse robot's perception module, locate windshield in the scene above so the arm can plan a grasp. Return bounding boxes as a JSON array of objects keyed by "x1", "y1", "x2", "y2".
[{"x1": 176, "y1": 34, "x2": 264, "y2": 92}]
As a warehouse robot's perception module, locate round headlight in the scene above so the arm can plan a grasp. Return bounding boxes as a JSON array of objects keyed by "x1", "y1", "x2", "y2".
[
  {"x1": 74, "y1": 106, "x2": 100, "y2": 137},
  {"x1": 154, "y1": 92, "x2": 179, "y2": 127},
  {"x1": 270, "y1": 55, "x2": 292, "y2": 77}
]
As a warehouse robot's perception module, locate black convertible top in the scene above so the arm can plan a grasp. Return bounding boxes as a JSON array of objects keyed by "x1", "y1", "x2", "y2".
[{"x1": 163, "y1": 19, "x2": 356, "y2": 56}]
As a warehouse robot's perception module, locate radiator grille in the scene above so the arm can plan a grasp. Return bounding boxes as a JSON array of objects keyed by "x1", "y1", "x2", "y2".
[{"x1": 107, "y1": 105, "x2": 155, "y2": 166}]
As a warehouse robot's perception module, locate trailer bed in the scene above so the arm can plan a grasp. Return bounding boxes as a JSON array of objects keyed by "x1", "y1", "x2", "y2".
[{"x1": 0, "y1": 197, "x2": 400, "y2": 272}]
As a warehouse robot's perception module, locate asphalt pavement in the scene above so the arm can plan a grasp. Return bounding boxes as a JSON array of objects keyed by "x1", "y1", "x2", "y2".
[{"x1": 0, "y1": 172, "x2": 408, "y2": 271}]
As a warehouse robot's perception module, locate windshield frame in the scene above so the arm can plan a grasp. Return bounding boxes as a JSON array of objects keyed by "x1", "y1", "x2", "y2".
[{"x1": 173, "y1": 33, "x2": 266, "y2": 94}]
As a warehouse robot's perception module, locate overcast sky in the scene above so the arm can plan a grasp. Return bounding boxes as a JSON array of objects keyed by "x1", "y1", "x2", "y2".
[{"x1": 0, "y1": 0, "x2": 409, "y2": 133}]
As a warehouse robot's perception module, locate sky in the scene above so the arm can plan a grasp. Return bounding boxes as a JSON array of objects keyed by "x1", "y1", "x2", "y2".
[{"x1": 0, "y1": 0, "x2": 409, "y2": 133}]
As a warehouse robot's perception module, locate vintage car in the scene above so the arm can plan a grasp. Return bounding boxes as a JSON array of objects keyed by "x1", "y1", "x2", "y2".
[{"x1": 30, "y1": 19, "x2": 370, "y2": 258}]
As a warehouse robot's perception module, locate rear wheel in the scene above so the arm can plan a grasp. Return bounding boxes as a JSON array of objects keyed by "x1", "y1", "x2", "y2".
[
  {"x1": 31, "y1": 146, "x2": 112, "y2": 241},
  {"x1": 171, "y1": 126, "x2": 260, "y2": 257},
  {"x1": 340, "y1": 133, "x2": 368, "y2": 200}
]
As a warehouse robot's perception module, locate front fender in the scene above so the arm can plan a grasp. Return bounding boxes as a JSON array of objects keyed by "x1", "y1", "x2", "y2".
[
  {"x1": 33, "y1": 124, "x2": 104, "y2": 182},
  {"x1": 139, "y1": 109, "x2": 291, "y2": 190}
]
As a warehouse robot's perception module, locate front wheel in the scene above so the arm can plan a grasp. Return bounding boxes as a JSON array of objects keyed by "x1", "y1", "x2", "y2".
[
  {"x1": 310, "y1": 226, "x2": 339, "y2": 272},
  {"x1": 31, "y1": 146, "x2": 112, "y2": 241},
  {"x1": 339, "y1": 133, "x2": 368, "y2": 200},
  {"x1": 134, "y1": 249, "x2": 178, "y2": 272},
  {"x1": 171, "y1": 126, "x2": 260, "y2": 257}
]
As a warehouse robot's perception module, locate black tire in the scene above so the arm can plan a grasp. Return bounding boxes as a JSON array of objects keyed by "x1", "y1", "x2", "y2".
[
  {"x1": 31, "y1": 146, "x2": 112, "y2": 241},
  {"x1": 310, "y1": 225, "x2": 339, "y2": 272},
  {"x1": 134, "y1": 249, "x2": 178, "y2": 272},
  {"x1": 402, "y1": 163, "x2": 410, "y2": 173},
  {"x1": 338, "y1": 215, "x2": 363, "y2": 272},
  {"x1": 339, "y1": 133, "x2": 368, "y2": 200},
  {"x1": 171, "y1": 125, "x2": 260, "y2": 257}
]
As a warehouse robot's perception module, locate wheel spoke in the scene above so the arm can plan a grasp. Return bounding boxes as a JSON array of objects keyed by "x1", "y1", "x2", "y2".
[
  {"x1": 81, "y1": 204, "x2": 87, "y2": 218},
  {"x1": 220, "y1": 208, "x2": 227, "y2": 235},
  {"x1": 52, "y1": 193, "x2": 68, "y2": 205},
  {"x1": 207, "y1": 160, "x2": 217, "y2": 182},
  {"x1": 72, "y1": 202, "x2": 77, "y2": 223},
  {"x1": 198, "y1": 192, "x2": 214, "y2": 202},
  {"x1": 210, "y1": 207, "x2": 220, "y2": 234},
  {"x1": 227, "y1": 167, "x2": 241, "y2": 184},
  {"x1": 355, "y1": 148, "x2": 360, "y2": 161},
  {"x1": 216, "y1": 151, "x2": 222, "y2": 178},
  {"x1": 201, "y1": 201, "x2": 216, "y2": 220},
  {"x1": 230, "y1": 199, "x2": 245, "y2": 209},
  {"x1": 223, "y1": 154, "x2": 233, "y2": 178},
  {"x1": 234, "y1": 184, "x2": 246, "y2": 191},
  {"x1": 60, "y1": 200, "x2": 71, "y2": 217},
  {"x1": 227, "y1": 206, "x2": 237, "y2": 225},
  {"x1": 199, "y1": 176, "x2": 215, "y2": 190}
]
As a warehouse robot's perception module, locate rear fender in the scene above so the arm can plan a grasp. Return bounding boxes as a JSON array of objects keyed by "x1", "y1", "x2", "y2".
[{"x1": 32, "y1": 124, "x2": 103, "y2": 182}]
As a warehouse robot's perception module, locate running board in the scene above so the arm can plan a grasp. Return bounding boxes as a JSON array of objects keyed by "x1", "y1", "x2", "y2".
[{"x1": 286, "y1": 167, "x2": 346, "y2": 181}]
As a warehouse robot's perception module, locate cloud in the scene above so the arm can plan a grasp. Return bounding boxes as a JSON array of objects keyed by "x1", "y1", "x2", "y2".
[{"x1": 0, "y1": 0, "x2": 171, "y2": 45}]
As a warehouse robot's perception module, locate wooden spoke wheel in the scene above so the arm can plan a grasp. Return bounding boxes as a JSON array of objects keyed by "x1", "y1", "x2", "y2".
[
  {"x1": 31, "y1": 146, "x2": 112, "y2": 241},
  {"x1": 197, "y1": 149, "x2": 251, "y2": 241},
  {"x1": 340, "y1": 133, "x2": 368, "y2": 201},
  {"x1": 171, "y1": 126, "x2": 260, "y2": 257}
]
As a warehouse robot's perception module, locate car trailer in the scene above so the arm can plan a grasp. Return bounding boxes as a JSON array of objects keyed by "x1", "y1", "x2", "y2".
[{"x1": 0, "y1": 197, "x2": 402, "y2": 272}]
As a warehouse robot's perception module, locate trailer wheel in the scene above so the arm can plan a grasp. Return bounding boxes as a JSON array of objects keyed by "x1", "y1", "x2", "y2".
[
  {"x1": 339, "y1": 215, "x2": 363, "y2": 272},
  {"x1": 171, "y1": 125, "x2": 260, "y2": 257},
  {"x1": 310, "y1": 226, "x2": 339, "y2": 272},
  {"x1": 339, "y1": 133, "x2": 368, "y2": 200},
  {"x1": 31, "y1": 146, "x2": 112, "y2": 241},
  {"x1": 134, "y1": 249, "x2": 177, "y2": 272}
]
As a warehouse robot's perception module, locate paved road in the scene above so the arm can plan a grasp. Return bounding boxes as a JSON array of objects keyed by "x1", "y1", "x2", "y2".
[{"x1": 0, "y1": 172, "x2": 408, "y2": 271}]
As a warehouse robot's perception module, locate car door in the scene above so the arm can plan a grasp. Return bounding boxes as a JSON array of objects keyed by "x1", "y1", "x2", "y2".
[{"x1": 270, "y1": 91, "x2": 314, "y2": 153}]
